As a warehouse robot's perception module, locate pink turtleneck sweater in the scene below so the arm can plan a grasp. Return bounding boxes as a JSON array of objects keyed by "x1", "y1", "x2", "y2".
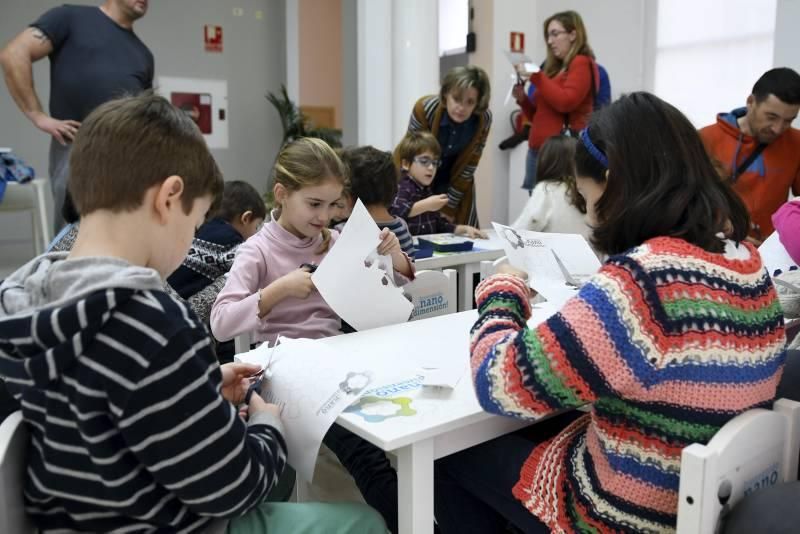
[{"x1": 210, "y1": 220, "x2": 341, "y2": 344}]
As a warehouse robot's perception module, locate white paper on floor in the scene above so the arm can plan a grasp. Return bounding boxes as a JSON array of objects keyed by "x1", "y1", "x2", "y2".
[{"x1": 313, "y1": 199, "x2": 413, "y2": 331}]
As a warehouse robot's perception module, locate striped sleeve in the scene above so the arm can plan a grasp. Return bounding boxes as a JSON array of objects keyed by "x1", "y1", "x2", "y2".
[
  {"x1": 116, "y1": 327, "x2": 287, "y2": 518},
  {"x1": 470, "y1": 270, "x2": 634, "y2": 419}
]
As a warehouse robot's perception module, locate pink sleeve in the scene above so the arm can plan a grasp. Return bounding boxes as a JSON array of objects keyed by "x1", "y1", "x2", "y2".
[
  {"x1": 773, "y1": 199, "x2": 800, "y2": 265},
  {"x1": 210, "y1": 241, "x2": 269, "y2": 342}
]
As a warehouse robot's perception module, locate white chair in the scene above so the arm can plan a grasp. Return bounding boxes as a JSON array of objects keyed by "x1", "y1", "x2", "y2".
[
  {"x1": 676, "y1": 398, "x2": 800, "y2": 534},
  {"x1": 403, "y1": 269, "x2": 457, "y2": 321},
  {"x1": 479, "y1": 255, "x2": 509, "y2": 281},
  {"x1": 0, "y1": 411, "x2": 36, "y2": 533},
  {"x1": 0, "y1": 179, "x2": 52, "y2": 255}
]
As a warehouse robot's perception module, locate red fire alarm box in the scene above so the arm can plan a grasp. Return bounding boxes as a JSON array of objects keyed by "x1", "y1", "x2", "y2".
[
  {"x1": 205, "y1": 25, "x2": 223, "y2": 53},
  {"x1": 510, "y1": 31, "x2": 525, "y2": 53}
]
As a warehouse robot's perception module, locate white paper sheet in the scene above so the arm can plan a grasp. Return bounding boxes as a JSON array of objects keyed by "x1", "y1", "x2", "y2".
[
  {"x1": 492, "y1": 222, "x2": 602, "y2": 307},
  {"x1": 759, "y1": 231, "x2": 797, "y2": 276},
  {"x1": 237, "y1": 337, "x2": 384, "y2": 482},
  {"x1": 313, "y1": 200, "x2": 414, "y2": 331}
]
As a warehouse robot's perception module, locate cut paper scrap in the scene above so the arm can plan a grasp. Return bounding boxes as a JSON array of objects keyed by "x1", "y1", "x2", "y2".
[
  {"x1": 313, "y1": 199, "x2": 413, "y2": 331},
  {"x1": 492, "y1": 222, "x2": 601, "y2": 307},
  {"x1": 759, "y1": 231, "x2": 797, "y2": 277}
]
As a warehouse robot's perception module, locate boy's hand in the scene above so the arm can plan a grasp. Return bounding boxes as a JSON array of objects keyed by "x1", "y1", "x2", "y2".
[
  {"x1": 455, "y1": 225, "x2": 488, "y2": 239},
  {"x1": 418, "y1": 194, "x2": 449, "y2": 213},
  {"x1": 377, "y1": 227, "x2": 401, "y2": 257},
  {"x1": 220, "y1": 362, "x2": 262, "y2": 404},
  {"x1": 377, "y1": 228, "x2": 413, "y2": 277},
  {"x1": 278, "y1": 268, "x2": 315, "y2": 299}
]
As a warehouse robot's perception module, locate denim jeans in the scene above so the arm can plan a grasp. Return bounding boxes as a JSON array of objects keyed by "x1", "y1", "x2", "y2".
[{"x1": 522, "y1": 148, "x2": 538, "y2": 192}]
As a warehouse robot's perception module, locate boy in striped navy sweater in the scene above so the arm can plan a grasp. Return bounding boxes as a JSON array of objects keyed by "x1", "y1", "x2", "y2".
[{"x1": 0, "y1": 95, "x2": 384, "y2": 533}]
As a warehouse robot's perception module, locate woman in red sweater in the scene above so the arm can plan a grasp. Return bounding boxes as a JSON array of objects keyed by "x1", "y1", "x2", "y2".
[{"x1": 514, "y1": 10, "x2": 599, "y2": 192}]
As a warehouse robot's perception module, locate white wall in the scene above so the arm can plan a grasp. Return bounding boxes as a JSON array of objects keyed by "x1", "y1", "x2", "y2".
[
  {"x1": 774, "y1": 0, "x2": 800, "y2": 73},
  {"x1": 0, "y1": 0, "x2": 287, "y2": 267}
]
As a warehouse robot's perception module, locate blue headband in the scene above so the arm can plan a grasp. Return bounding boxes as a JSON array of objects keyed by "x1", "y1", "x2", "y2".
[{"x1": 579, "y1": 128, "x2": 608, "y2": 168}]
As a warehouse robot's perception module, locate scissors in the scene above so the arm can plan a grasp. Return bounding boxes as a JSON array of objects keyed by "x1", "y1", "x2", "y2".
[
  {"x1": 244, "y1": 371, "x2": 265, "y2": 404},
  {"x1": 551, "y1": 250, "x2": 581, "y2": 289},
  {"x1": 300, "y1": 263, "x2": 318, "y2": 273}
]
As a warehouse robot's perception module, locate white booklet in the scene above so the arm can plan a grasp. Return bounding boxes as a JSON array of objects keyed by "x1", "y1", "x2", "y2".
[
  {"x1": 313, "y1": 199, "x2": 414, "y2": 331},
  {"x1": 492, "y1": 222, "x2": 601, "y2": 307}
]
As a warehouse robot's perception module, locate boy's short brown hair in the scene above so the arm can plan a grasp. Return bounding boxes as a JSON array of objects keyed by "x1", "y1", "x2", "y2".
[
  {"x1": 69, "y1": 93, "x2": 223, "y2": 216},
  {"x1": 339, "y1": 146, "x2": 398, "y2": 207},
  {"x1": 394, "y1": 131, "x2": 441, "y2": 166}
]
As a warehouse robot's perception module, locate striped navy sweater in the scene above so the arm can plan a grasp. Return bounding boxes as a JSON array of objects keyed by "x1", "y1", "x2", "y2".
[{"x1": 0, "y1": 254, "x2": 287, "y2": 533}]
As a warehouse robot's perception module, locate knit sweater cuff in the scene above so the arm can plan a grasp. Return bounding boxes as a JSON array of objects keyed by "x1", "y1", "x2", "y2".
[{"x1": 474, "y1": 273, "x2": 532, "y2": 319}]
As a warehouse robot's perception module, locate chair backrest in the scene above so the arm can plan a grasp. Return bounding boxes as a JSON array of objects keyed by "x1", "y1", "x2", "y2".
[
  {"x1": 0, "y1": 180, "x2": 52, "y2": 255},
  {"x1": 403, "y1": 269, "x2": 457, "y2": 321},
  {"x1": 676, "y1": 398, "x2": 800, "y2": 534},
  {"x1": 0, "y1": 411, "x2": 36, "y2": 533}
]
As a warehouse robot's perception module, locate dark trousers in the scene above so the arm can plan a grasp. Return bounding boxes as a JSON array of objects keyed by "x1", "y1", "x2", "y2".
[
  {"x1": 435, "y1": 410, "x2": 581, "y2": 534},
  {"x1": 323, "y1": 423, "x2": 399, "y2": 533},
  {"x1": 323, "y1": 411, "x2": 581, "y2": 534}
]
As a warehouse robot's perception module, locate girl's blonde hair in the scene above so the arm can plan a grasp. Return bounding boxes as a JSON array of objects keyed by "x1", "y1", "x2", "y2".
[
  {"x1": 542, "y1": 11, "x2": 594, "y2": 78},
  {"x1": 273, "y1": 137, "x2": 348, "y2": 253}
]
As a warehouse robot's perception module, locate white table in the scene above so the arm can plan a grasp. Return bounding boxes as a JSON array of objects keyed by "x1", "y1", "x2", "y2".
[
  {"x1": 415, "y1": 231, "x2": 505, "y2": 311},
  {"x1": 321, "y1": 307, "x2": 556, "y2": 534}
]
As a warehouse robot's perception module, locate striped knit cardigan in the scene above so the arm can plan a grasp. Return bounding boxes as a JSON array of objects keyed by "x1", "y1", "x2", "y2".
[
  {"x1": 470, "y1": 237, "x2": 786, "y2": 533},
  {"x1": 407, "y1": 95, "x2": 492, "y2": 227}
]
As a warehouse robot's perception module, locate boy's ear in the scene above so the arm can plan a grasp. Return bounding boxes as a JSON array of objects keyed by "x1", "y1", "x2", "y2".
[
  {"x1": 153, "y1": 175, "x2": 185, "y2": 223},
  {"x1": 240, "y1": 210, "x2": 254, "y2": 224},
  {"x1": 400, "y1": 159, "x2": 411, "y2": 170}
]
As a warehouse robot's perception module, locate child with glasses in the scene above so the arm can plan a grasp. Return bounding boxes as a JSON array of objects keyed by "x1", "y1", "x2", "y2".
[{"x1": 391, "y1": 131, "x2": 486, "y2": 238}]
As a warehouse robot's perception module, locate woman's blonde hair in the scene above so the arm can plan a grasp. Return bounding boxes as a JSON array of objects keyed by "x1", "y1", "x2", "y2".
[
  {"x1": 542, "y1": 11, "x2": 594, "y2": 78},
  {"x1": 439, "y1": 65, "x2": 491, "y2": 114},
  {"x1": 272, "y1": 137, "x2": 348, "y2": 253}
]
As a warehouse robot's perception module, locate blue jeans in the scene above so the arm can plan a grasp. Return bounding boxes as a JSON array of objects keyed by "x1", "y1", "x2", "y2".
[{"x1": 522, "y1": 148, "x2": 538, "y2": 192}]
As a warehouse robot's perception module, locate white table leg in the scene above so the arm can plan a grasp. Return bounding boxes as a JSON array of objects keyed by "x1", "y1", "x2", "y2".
[
  {"x1": 397, "y1": 438, "x2": 434, "y2": 534},
  {"x1": 457, "y1": 262, "x2": 480, "y2": 311}
]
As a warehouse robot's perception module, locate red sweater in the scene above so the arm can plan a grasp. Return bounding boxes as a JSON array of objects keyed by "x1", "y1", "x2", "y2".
[{"x1": 517, "y1": 54, "x2": 599, "y2": 150}]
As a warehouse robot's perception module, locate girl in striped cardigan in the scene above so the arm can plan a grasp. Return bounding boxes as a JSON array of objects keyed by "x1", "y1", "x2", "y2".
[
  {"x1": 434, "y1": 92, "x2": 787, "y2": 533},
  {"x1": 406, "y1": 65, "x2": 492, "y2": 227}
]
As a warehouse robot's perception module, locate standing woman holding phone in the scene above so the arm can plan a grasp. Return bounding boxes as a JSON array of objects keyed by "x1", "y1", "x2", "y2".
[{"x1": 514, "y1": 10, "x2": 599, "y2": 192}]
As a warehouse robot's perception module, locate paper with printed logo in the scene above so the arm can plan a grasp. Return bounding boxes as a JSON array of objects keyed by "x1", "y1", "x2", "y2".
[
  {"x1": 239, "y1": 337, "x2": 406, "y2": 482},
  {"x1": 492, "y1": 222, "x2": 601, "y2": 307},
  {"x1": 313, "y1": 200, "x2": 414, "y2": 331}
]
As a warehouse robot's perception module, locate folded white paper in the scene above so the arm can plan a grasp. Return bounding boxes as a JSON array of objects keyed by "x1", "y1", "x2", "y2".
[{"x1": 313, "y1": 200, "x2": 413, "y2": 331}]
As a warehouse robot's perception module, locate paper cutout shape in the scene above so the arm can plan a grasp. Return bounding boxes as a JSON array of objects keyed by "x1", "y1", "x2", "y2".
[{"x1": 313, "y1": 200, "x2": 413, "y2": 331}]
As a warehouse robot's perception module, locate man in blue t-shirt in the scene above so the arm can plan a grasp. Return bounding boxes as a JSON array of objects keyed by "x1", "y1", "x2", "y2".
[{"x1": 0, "y1": 1, "x2": 153, "y2": 231}]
